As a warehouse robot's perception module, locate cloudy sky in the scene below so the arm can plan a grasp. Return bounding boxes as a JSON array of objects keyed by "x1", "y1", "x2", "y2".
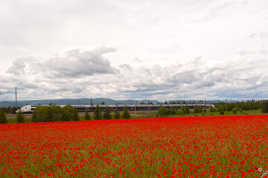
[{"x1": 1, "y1": 0, "x2": 268, "y2": 101}]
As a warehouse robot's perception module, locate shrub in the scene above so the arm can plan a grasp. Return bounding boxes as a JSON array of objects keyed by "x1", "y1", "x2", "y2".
[
  {"x1": 62, "y1": 105, "x2": 78, "y2": 121},
  {"x1": 84, "y1": 111, "x2": 91, "y2": 120},
  {"x1": 113, "y1": 109, "x2": 120, "y2": 119},
  {"x1": 169, "y1": 108, "x2": 177, "y2": 115},
  {"x1": 16, "y1": 111, "x2": 25, "y2": 123},
  {"x1": 176, "y1": 109, "x2": 184, "y2": 116},
  {"x1": 232, "y1": 107, "x2": 239, "y2": 114},
  {"x1": 183, "y1": 107, "x2": 190, "y2": 114},
  {"x1": 0, "y1": 109, "x2": 7, "y2": 124},
  {"x1": 73, "y1": 109, "x2": 79, "y2": 121},
  {"x1": 103, "y1": 106, "x2": 112, "y2": 120},
  {"x1": 32, "y1": 105, "x2": 78, "y2": 122},
  {"x1": 122, "y1": 107, "x2": 130, "y2": 119},
  {"x1": 157, "y1": 107, "x2": 169, "y2": 117},
  {"x1": 262, "y1": 100, "x2": 268, "y2": 113},
  {"x1": 94, "y1": 105, "x2": 102, "y2": 120},
  {"x1": 32, "y1": 106, "x2": 51, "y2": 122},
  {"x1": 50, "y1": 105, "x2": 64, "y2": 121},
  {"x1": 209, "y1": 107, "x2": 217, "y2": 113},
  {"x1": 217, "y1": 105, "x2": 225, "y2": 115},
  {"x1": 194, "y1": 106, "x2": 202, "y2": 113},
  {"x1": 201, "y1": 109, "x2": 207, "y2": 116}
]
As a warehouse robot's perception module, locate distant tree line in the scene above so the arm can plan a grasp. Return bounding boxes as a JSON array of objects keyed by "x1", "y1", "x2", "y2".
[
  {"x1": 0, "y1": 104, "x2": 131, "y2": 124},
  {"x1": 262, "y1": 100, "x2": 268, "y2": 113},
  {"x1": 215, "y1": 100, "x2": 262, "y2": 111},
  {"x1": 30, "y1": 105, "x2": 131, "y2": 123},
  {"x1": 0, "y1": 100, "x2": 267, "y2": 124},
  {"x1": 32, "y1": 105, "x2": 79, "y2": 122},
  {"x1": 157, "y1": 106, "x2": 203, "y2": 117},
  {"x1": 0, "y1": 107, "x2": 18, "y2": 114},
  {"x1": 157, "y1": 100, "x2": 265, "y2": 117},
  {"x1": 0, "y1": 109, "x2": 7, "y2": 124},
  {"x1": 91, "y1": 105, "x2": 130, "y2": 120}
]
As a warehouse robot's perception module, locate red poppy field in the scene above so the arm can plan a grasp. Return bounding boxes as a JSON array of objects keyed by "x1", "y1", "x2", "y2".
[{"x1": 0, "y1": 115, "x2": 267, "y2": 178}]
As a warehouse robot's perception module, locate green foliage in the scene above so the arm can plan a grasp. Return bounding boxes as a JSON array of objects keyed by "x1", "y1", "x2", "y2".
[
  {"x1": 183, "y1": 107, "x2": 190, "y2": 114},
  {"x1": 262, "y1": 100, "x2": 268, "y2": 113},
  {"x1": 16, "y1": 111, "x2": 24, "y2": 123},
  {"x1": 32, "y1": 105, "x2": 78, "y2": 122},
  {"x1": 209, "y1": 107, "x2": 217, "y2": 113},
  {"x1": 32, "y1": 110, "x2": 37, "y2": 122},
  {"x1": 217, "y1": 105, "x2": 225, "y2": 115},
  {"x1": 84, "y1": 111, "x2": 91, "y2": 120},
  {"x1": 122, "y1": 107, "x2": 130, "y2": 119},
  {"x1": 201, "y1": 109, "x2": 207, "y2": 116},
  {"x1": 215, "y1": 101, "x2": 262, "y2": 112},
  {"x1": 50, "y1": 105, "x2": 64, "y2": 121},
  {"x1": 194, "y1": 106, "x2": 202, "y2": 113},
  {"x1": 168, "y1": 108, "x2": 177, "y2": 115},
  {"x1": 62, "y1": 105, "x2": 78, "y2": 121},
  {"x1": 0, "y1": 107, "x2": 18, "y2": 114},
  {"x1": 113, "y1": 109, "x2": 120, "y2": 119},
  {"x1": 103, "y1": 106, "x2": 112, "y2": 120},
  {"x1": 0, "y1": 109, "x2": 7, "y2": 124},
  {"x1": 32, "y1": 106, "x2": 51, "y2": 122},
  {"x1": 73, "y1": 109, "x2": 79, "y2": 121},
  {"x1": 157, "y1": 107, "x2": 169, "y2": 117},
  {"x1": 232, "y1": 107, "x2": 239, "y2": 114},
  {"x1": 176, "y1": 109, "x2": 184, "y2": 116},
  {"x1": 94, "y1": 105, "x2": 102, "y2": 120}
]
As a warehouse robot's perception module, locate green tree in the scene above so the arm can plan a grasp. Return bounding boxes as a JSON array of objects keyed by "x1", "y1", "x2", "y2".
[
  {"x1": 169, "y1": 108, "x2": 177, "y2": 115},
  {"x1": 32, "y1": 110, "x2": 37, "y2": 122},
  {"x1": 94, "y1": 105, "x2": 102, "y2": 120},
  {"x1": 113, "y1": 109, "x2": 120, "y2": 119},
  {"x1": 209, "y1": 107, "x2": 217, "y2": 113},
  {"x1": 32, "y1": 106, "x2": 51, "y2": 122},
  {"x1": 157, "y1": 107, "x2": 169, "y2": 117},
  {"x1": 84, "y1": 111, "x2": 91, "y2": 120},
  {"x1": 103, "y1": 106, "x2": 111, "y2": 120},
  {"x1": 262, "y1": 100, "x2": 268, "y2": 113},
  {"x1": 122, "y1": 107, "x2": 130, "y2": 119},
  {"x1": 16, "y1": 111, "x2": 25, "y2": 123},
  {"x1": 232, "y1": 107, "x2": 239, "y2": 114},
  {"x1": 201, "y1": 109, "x2": 207, "y2": 116},
  {"x1": 50, "y1": 105, "x2": 64, "y2": 121},
  {"x1": 217, "y1": 105, "x2": 225, "y2": 115},
  {"x1": 73, "y1": 109, "x2": 79, "y2": 121},
  {"x1": 62, "y1": 105, "x2": 78, "y2": 121},
  {"x1": 0, "y1": 109, "x2": 7, "y2": 124},
  {"x1": 62, "y1": 105, "x2": 73, "y2": 121},
  {"x1": 176, "y1": 109, "x2": 184, "y2": 116},
  {"x1": 194, "y1": 106, "x2": 202, "y2": 113},
  {"x1": 183, "y1": 107, "x2": 190, "y2": 114}
]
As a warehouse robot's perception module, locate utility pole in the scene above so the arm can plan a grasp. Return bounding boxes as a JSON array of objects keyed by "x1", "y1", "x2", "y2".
[
  {"x1": 135, "y1": 100, "x2": 137, "y2": 116},
  {"x1": 15, "y1": 87, "x2": 18, "y2": 108},
  {"x1": 90, "y1": 97, "x2": 93, "y2": 105}
]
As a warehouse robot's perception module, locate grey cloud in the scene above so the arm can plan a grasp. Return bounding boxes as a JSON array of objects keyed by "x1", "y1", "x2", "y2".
[
  {"x1": 5, "y1": 47, "x2": 118, "y2": 81},
  {"x1": 168, "y1": 71, "x2": 200, "y2": 85},
  {"x1": 1, "y1": 47, "x2": 268, "y2": 101},
  {"x1": 6, "y1": 59, "x2": 26, "y2": 75},
  {"x1": 40, "y1": 48, "x2": 117, "y2": 78},
  {"x1": 117, "y1": 58, "x2": 268, "y2": 100}
]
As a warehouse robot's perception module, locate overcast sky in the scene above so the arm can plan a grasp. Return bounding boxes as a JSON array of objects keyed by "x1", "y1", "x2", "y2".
[{"x1": 1, "y1": 0, "x2": 268, "y2": 101}]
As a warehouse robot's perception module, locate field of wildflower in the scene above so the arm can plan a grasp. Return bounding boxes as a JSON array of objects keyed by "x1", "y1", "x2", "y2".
[{"x1": 0, "y1": 115, "x2": 267, "y2": 178}]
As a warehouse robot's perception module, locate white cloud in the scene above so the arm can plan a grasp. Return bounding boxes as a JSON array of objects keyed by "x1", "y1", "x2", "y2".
[
  {"x1": 1, "y1": 48, "x2": 268, "y2": 101},
  {"x1": 1, "y1": 0, "x2": 268, "y2": 100}
]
